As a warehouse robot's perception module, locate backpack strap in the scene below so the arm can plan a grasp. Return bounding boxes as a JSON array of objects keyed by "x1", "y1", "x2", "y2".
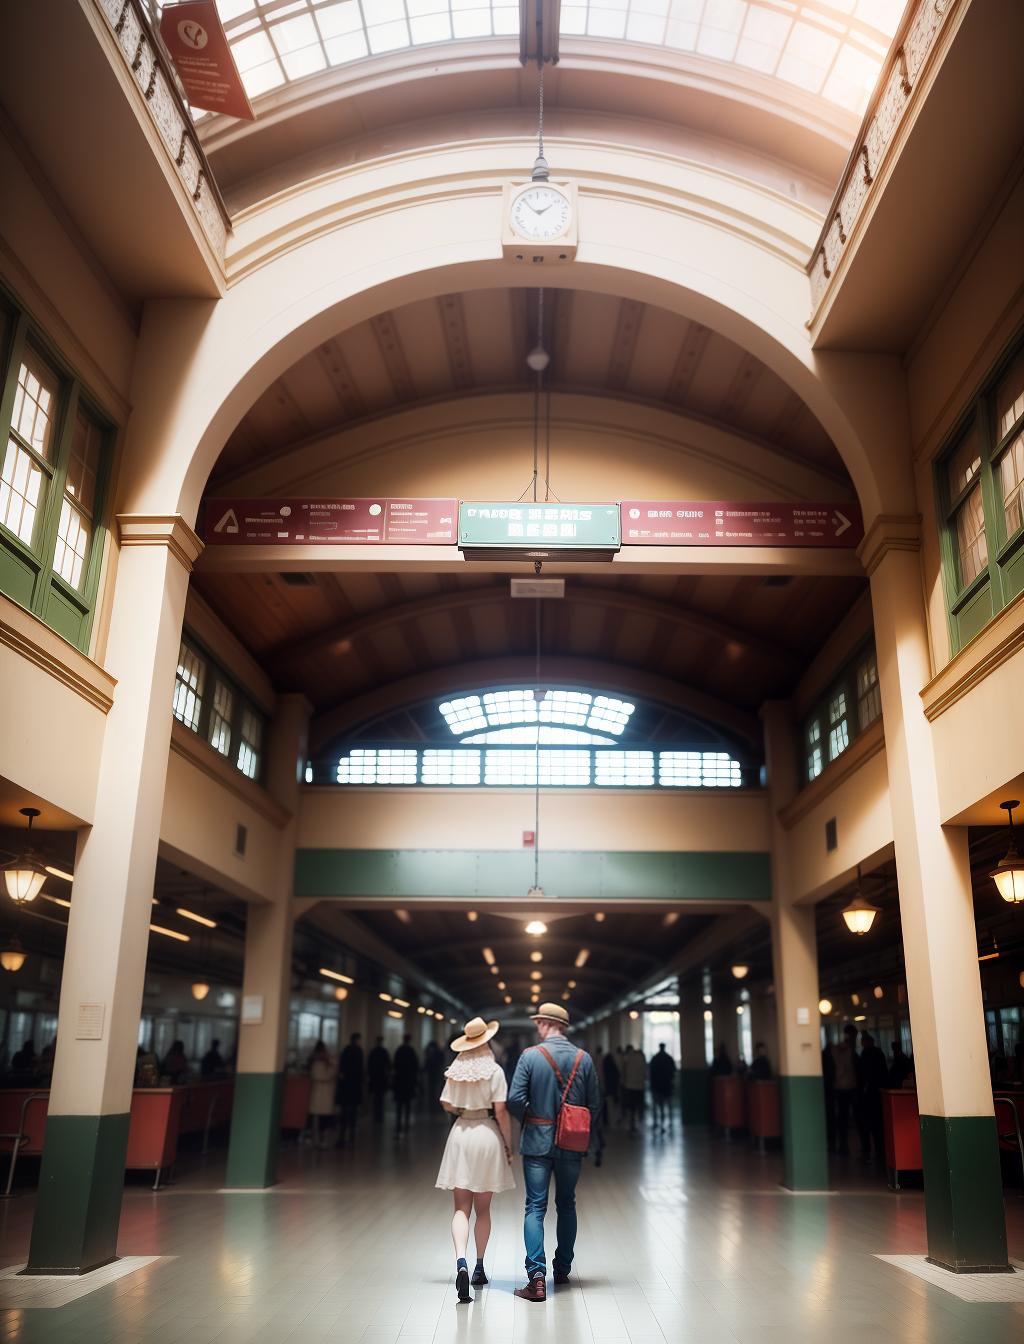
[{"x1": 537, "y1": 1045, "x2": 584, "y2": 1106}]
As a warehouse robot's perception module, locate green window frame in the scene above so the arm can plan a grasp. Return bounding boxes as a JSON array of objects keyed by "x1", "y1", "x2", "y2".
[
  {"x1": 0, "y1": 292, "x2": 114, "y2": 652},
  {"x1": 937, "y1": 331, "x2": 1024, "y2": 652},
  {"x1": 172, "y1": 630, "x2": 268, "y2": 785},
  {"x1": 801, "y1": 641, "x2": 880, "y2": 786}
]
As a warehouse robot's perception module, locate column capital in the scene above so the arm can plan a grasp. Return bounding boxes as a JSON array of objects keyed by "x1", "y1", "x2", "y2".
[
  {"x1": 856, "y1": 513, "x2": 921, "y2": 577},
  {"x1": 117, "y1": 514, "x2": 204, "y2": 573}
]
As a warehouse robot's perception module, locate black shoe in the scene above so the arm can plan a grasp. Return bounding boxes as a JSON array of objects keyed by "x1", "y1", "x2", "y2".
[
  {"x1": 471, "y1": 1265, "x2": 488, "y2": 1286},
  {"x1": 456, "y1": 1268, "x2": 472, "y2": 1303},
  {"x1": 553, "y1": 1269, "x2": 570, "y2": 1285}
]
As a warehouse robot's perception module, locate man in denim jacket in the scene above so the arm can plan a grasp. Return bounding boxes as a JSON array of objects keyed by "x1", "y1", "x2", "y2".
[{"x1": 507, "y1": 1003, "x2": 602, "y2": 1301}]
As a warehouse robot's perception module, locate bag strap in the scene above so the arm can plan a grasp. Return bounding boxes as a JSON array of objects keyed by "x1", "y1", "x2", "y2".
[{"x1": 537, "y1": 1046, "x2": 584, "y2": 1107}]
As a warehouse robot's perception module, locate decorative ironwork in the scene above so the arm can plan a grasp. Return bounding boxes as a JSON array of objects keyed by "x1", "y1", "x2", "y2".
[
  {"x1": 113, "y1": 0, "x2": 129, "y2": 37},
  {"x1": 131, "y1": 35, "x2": 145, "y2": 73},
  {"x1": 834, "y1": 211, "x2": 847, "y2": 245},
  {"x1": 860, "y1": 144, "x2": 873, "y2": 186},
  {"x1": 175, "y1": 129, "x2": 188, "y2": 168},
  {"x1": 896, "y1": 46, "x2": 912, "y2": 96},
  {"x1": 192, "y1": 169, "x2": 205, "y2": 204},
  {"x1": 819, "y1": 246, "x2": 831, "y2": 280}
]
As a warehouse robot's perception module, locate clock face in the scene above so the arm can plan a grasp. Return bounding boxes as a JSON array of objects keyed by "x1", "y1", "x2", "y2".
[{"x1": 510, "y1": 185, "x2": 571, "y2": 241}]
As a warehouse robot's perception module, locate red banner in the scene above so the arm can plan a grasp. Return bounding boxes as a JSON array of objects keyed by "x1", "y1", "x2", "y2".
[
  {"x1": 620, "y1": 501, "x2": 863, "y2": 547},
  {"x1": 159, "y1": 1, "x2": 254, "y2": 121},
  {"x1": 203, "y1": 499, "x2": 458, "y2": 545}
]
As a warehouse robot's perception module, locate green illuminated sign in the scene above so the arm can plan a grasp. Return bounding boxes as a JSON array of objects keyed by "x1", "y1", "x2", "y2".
[{"x1": 458, "y1": 502, "x2": 620, "y2": 550}]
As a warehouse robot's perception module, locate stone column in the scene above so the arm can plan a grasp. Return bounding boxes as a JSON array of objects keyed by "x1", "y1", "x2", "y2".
[
  {"x1": 28, "y1": 517, "x2": 201, "y2": 1273},
  {"x1": 763, "y1": 701, "x2": 829, "y2": 1191},
  {"x1": 679, "y1": 978, "x2": 710, "y2": 1124},
  {"x1": 225, "y1": 694, "x2": 311, "y2": 1189},
  {"x1": 864, "y1": 521, "x2": 1008, "y2": 1271}
]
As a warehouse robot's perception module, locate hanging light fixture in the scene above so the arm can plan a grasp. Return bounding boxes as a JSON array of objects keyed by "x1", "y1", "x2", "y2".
[
  {"x1": 3, "y1": 808, "x2": 48, "y2": 904},
  {"x1": 191, "y1": 982, "x2": 210, "y2": 1001},
  {"x1": 525, "y1": 920, "x2": 547, "y2": 936},
  {"x1": 730, "y1": 964, "x2": 749, "y2": 980},
  {"x1": 1, "y1": 937, "x2": 27, "y2": 973},
  {"x1": 990, "y1": 800, "x2": 1024, "y2": 904},
  {"x1": 842, "y1": 865, "x2": 880, "y2": 935},
  {"x1": 818, "y1": 998, "x2": 833, "y2": 1015}
]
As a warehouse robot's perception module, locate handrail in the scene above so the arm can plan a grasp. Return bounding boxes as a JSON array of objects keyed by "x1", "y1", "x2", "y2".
[
  {"x1": 994, "y1": 1094, "x2": 1024, "y2": 1180},
  {"x1": 2, "y1": 1091, "x2": 49, "y2": 1198}
]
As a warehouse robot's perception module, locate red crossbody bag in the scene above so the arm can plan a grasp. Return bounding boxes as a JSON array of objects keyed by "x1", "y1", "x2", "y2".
[{"x1": 536, "y1": 1046, "x2": 590, "y2": 1153}]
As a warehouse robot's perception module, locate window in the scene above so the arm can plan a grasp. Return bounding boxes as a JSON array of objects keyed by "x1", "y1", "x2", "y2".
[
  {"x1": 171, "y1": 630, "x2": 267, "y2": 783},
  {"x1": 595, "y1": 751, "x2": 654, "y2": 787},
  {"x1": 856, "y1": 650, "x2": 881, "y2": 728},
  {"x1": 938, "y1": 333, "x2": 1024, "y2": 650},
  {"x1": 801, "y1": 642, "x2": 880, "y2": 788},
  {"x1": 422, "y1": 749, "x2": 481, "y2": 785},
  {"x1": 827, "y1": 690, "x2": 849, "y2": 760},
  {"x1": 0, "y1": 300, "x2": 113, "y2": 650},
  {"x1": 806, "y1": 718, "x2": 823, "y2": 781},
  {"x1": 659, "y1": 752, "x2": 742, "y2": 788},
  {"x1": 337, "y1": 749, "x2": 418, "y2": 784},
  {"x1": 439, "y1": 688, "x2": 635, "y2": 737}
]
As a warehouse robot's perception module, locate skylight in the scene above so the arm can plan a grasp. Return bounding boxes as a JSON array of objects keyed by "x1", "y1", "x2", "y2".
[
  {"x1": 560, "y1": 1, "x2": 906, "y2": 114},
  {"x1": 439, "y1": 690, "x2": 636, "y2": 737}
]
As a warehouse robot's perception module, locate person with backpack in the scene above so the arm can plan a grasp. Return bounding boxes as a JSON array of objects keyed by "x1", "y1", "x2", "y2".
[{"x1": 507, "y1": 1002, "x2": 602, "y2": 1302}]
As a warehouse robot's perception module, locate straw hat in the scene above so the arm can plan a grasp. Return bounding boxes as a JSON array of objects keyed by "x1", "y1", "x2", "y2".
[
  {"x1": 530, "y1": 1002, "x2": 570, "y2": 1026},
  {"x1": 450, "y1": 1016, "x2": 501, "y2": 1052}
]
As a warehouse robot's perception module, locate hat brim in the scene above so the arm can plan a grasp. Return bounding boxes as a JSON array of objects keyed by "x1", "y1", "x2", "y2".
[
  {"x1": 530, "y1": 1008, "x2": 570, "y2": 1024},
  {"x1": 450, "y1": 1019, "x2": 500, "y2": 1052}
]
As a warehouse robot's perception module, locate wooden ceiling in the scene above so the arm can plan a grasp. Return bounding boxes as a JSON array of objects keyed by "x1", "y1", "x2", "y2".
[{"x1": 209, "y1": 288, "x2": 846, "y2": 489}]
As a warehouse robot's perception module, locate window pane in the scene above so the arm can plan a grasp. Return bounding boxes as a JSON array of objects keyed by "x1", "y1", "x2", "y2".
[
  {"x1": 1, "y1": 437, "x2": 45, "y2": 545},
  {"x1": 337, "y1": 749, "x2": 417, "y2": 784},
  {"x1": 421, "y1": 749, "x2": 481, "y2": 785},
  {"x1": 483, "y1": 749, "x2": 590, "y2": 786},
  {"x1": 173, "y1": 642, "x2": 205, "y2": 731},
  {"x1": 66, "y1": 408, "x2": 102, "y2": 515},
  {"x1": 11, "y1": 353, "x2": 59, "y2": 460},
  {"x1": 659, "y1": 751, "x2": 741, "y2": 788},
  {"x1": 52, "y1": 498, "x2": 90, "y2": 588},
  {"x1": 856, "y1": 649, "x2": 881, "y2": 728},
  {"x1": 828, "y1": 689, "x2": 849, "y2": 759},
  {"x1": 996, "y1": 348, "x2": 1024, "y2": 443},
  {"x1": 594, "y1": 750, "x2": 654, "y2": 787},
  {"x1": 997, "y1": 433, "x2": 1024, "y2": 538},
  {"x1": 209, "y1": 680, "x2": 234, "y2": 756},
  {"x1": 953, "y1": 483, "x2": 988, "y2": 587},
  {"x1": 946, "y1": 425, "x2": 982, "y2": 502},
  {"x1": 236, "y1": 705, "x2": 262, "y2": 779}
]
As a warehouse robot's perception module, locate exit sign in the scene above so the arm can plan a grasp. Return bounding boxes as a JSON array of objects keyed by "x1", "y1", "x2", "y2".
[{"x1": 459, "y1": 502, "x2": 620, "y2": 557}]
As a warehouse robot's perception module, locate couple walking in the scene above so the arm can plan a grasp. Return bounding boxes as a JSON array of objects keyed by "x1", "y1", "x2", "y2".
[{"x1": 435, "y1": 1001, "x2": 600, "y2": 1304}]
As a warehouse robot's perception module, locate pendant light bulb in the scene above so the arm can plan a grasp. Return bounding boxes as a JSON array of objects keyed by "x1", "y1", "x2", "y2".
[{"x1": 526, "y1": 344, "x2": 550, "y2": 373}]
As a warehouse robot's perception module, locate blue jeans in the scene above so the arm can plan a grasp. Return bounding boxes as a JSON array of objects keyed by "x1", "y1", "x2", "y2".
[{"x1": 522, "y1": 1152, "x2": 583, "y2": 1279}]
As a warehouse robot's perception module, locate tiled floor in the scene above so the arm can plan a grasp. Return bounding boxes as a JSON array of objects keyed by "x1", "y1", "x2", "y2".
[{"x1": 0, "y1": 1115, "x2": 1021, "y2": 1343}]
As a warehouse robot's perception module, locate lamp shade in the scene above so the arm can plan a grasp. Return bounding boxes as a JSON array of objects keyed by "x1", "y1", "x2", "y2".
[
  {"x1": 3, "y1": 862, "x2": 46, "y2": 903},
  {"x1": 841, "y1": 896, "x2": 879, "y2": 935},
  {"x1": 1, "y1": 939, "x2": 26, "y2": 972},
  {"x1": 190, "y1": 981, "x2": 210, "y2": 1001},
  {"x1": 730, "y1": 964, "x2": 749, "y2": 980},
  {"x1": 990, "y1": 843, "x2": 1024, "y2": 903},
  {"x1": 818, "y1": 998, "x2": 832, "y2": 1015}
]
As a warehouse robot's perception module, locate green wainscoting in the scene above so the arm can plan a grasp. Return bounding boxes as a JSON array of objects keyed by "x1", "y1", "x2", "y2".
[
  {"x1": 26, "y1": 1112, "x2": 130, "y2": 1274},
  {"x1": 919, "y1": 1114, "x2": 1010, "y2": 1272},
  {"x1": 679, "y1": 1069, "x2": 711, "y2": 1125},
  {"x1": 295, "y1": 849, "x2": 770, "y2": 903},
  {"x1": 779, "y1": 1075, "x2": 829, "y2": 1191},
  {"x1": 225, "y1": 1072, "x2": 284, "y2": 1189}
]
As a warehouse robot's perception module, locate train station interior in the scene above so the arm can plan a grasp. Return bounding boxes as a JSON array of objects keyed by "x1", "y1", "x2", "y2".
[{"x1": 1, "y1": 0, "x2": 1023, "y2": 1338}]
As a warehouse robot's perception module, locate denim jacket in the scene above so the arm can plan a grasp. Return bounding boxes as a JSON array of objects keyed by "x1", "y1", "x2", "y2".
[{"x1": 507, "y1": 1035, "x2": 602, "y2": 1157}]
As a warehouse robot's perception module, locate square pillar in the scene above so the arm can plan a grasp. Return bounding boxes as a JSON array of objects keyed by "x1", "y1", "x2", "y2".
[
  {"x1": 226, "y1": 695, "x2": 311, "y2": 1189},
  {"x1": 865, "y1": 523, "x2": 1008, "y2": 1272},
  {"x1": 27, "y1": 517, "x2": 201, "y2": 1274},
  {"x1": 763, "y1": 701, "x2": 829, "y2": 1192},
  {"x1": 679, "y1": 979, "x2": 710, "y2": 1124}
]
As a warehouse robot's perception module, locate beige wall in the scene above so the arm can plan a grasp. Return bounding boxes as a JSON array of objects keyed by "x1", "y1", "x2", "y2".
[{"x1": 298, "y1": 786, "x2": 769, "y2": 853}]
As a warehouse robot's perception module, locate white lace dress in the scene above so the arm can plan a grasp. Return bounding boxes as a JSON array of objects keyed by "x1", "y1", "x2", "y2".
[{"x1": 435, "y1": 1047, "x2": 515, "y2": 1194}]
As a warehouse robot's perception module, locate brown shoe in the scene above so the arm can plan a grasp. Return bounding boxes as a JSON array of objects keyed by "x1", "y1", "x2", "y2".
[{"x1": 516, "y1": 1275, "x2": 547, "y2": 1302}]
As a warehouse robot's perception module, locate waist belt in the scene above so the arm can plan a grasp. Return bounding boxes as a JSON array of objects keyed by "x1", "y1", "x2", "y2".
[
  {"x1": 525, "y1": 1116, "x2": 552, "y2": 1125},
  {"x1": 459, "y1": 1108, "x2": 491, "y2": 1119}
]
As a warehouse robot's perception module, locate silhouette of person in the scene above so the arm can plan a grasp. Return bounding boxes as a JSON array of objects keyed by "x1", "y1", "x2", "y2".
[
  {"x1": 648, "y1": 1043, "x2": 676, "y2": 1131},
  {"x1": 336, "y1": 1032, "x2": 364, "y2": 1146},
  {"x1": 393, "y1": 1034, "x2": 419, "y2": 1137},
  {"x1": 367, "y1": 1036, "x2": 391, "y2": 1124}
]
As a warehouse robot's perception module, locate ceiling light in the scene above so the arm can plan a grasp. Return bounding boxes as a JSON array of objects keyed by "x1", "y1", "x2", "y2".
[
  {"x1": 43, "y1": 894, "x2": 71, "y2": 909},
  {"x1": 853, "y1": 1014, "x2": 866, "y2": 1022},
  {"x1": 387, "y1": 1009, "x2": 403, "y2": 1019},
  {"x1": 379, "y1": 993, "x2": 393, "y2": 1003},
  {"x1": 395, "y1": 910, "x2": 411, "y2": 924},
  {"x1": 0, "y1": 938, "x2": 26, "y2": 973},
  {"x1": 497, "y1": 980, "x2": 507, "y2": 990},
  {"x1": 3, "y1": 808, "x2": 47, "y2": 903},
  {"x1": 482, "y1": 947, "x2": 496, "y2": 965},
  {"x1": 320, "y1": 968, "x2": 354, "y2": 984},
  {"x1": 851, "y1": 993, "x2": 860, "y2": 1007},
  {"x1": 191, "y1": 982, "x2": 210, "y2": 1001},
  {"x1": 593, "y1": 912, "x2": 605, "y2": 923},
  {"x1": 150, "y1": 923, "x2": 189, "y2": 942},
  {"x1": 703, "y1": 994, "x2": 712, "y2": 1005},
  {"x1": 991, "y1": 800, "x2": 1024, "y2": 903},
  {"x1": 663, "y1": 911, "x2": 679, "y2": 927},
  {"x1": 504, "y1": 995, "x2": 512, "y2": 1004},
  {"x1": 628, "y1": 1010, "x2": 639, "y2": 1020},
  {"x1": 450, "y1": 1018, "x2": 457, "y2": 1025},
  {"x1": 561, "y1": 992, "x2": 570, "y2": 1001},
  {"x1": 44, "y1": 864, "x2": 73, "y2": 882},
  {"x1": 568, "y1": 979, "x2": 576, "y2": 989},
  {"x1": 177, "y1": 908, "x2": 217, "y2": 928},
  {"x1": 467, "y1": 911, "x2": 478, "y2": 922},
  {"x1": 736, "y1": 1005, "x2": 744, "y2": 1014},
  {"x1": 335, "y1": 987, "x2": 348, "y2": 1001},
  {"x1": 525, "y1": 921, "x2": 547, "y2": 936},
  {"x1": 574, "y1": 949, "x2": 589, "y2": 968},
  {"x1": 394, "y1": 997, "x2": 410, "y2": 1008},
  {"x1": 530, "y1": 951, "x2": 542, "y2": 962},
  {"x1": 841, "y1": 897, "x2": 879, "y2": 935},
  {"x1": 703, "y1": 1010, "x2": 712, "y2": 1021},
  {"x1": 490, "y1": 965, "x2": 499, "y2": 975},
  {"x1": 416, "y1": 1006, "x2": 426, "y2": 1014},
  {"x1": 530, "y1": 971, "x2": 542, "y2": 981},
  {"x1": 818, "y1": 999, "x2": 833, "y2": 1015},
  {"x1": 873, "y1": 985, "x2": 884, "y2": 1000},
  {"x1": 730, "y1": 965, "x2": 749, "y2": 980}
]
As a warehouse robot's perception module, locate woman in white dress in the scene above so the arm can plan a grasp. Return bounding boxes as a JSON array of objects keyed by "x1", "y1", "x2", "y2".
[{"x1": 435, "y1": 1016, "x2": 514, "y2": 1303}]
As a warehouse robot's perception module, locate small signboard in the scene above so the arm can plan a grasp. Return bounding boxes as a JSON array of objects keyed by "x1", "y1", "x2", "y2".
[
  {"x1": 159, "y1": 1, "x2": 255, "y2": 121},
  {"x1": 203, "y1": 498, "x2": 457, "y2": 545},
  {"x1": 620, "y1": 501, "x2": 863, "y2": 547},
  {"x1": 76, "y1": 1002, "x2": 105, "y2": 1041},
  {"x1": 459, "y1": 503, "x2": 621, "y2": 551}
]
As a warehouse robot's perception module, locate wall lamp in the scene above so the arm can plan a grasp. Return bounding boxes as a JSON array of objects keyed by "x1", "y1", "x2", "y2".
[
  {"x1": 990, "y1": 800, "x2": 1024, "y2": 903},
  {"x1": 3, "y1": 809, "x2": 48, "y2": 903}
]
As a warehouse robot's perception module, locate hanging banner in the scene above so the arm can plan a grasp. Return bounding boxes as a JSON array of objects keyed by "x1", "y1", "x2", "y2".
[
  {"x1": 459, "y1": 502, "x2": 621, "y2": 550},
  {"x1": 620, "y1": 501, "x2": 863, "y2": 547},
  {"x1": 159, "y1": 1, "x2": 255, "y2": 121},
  {"x1": 203, "y1": 498, "x2": 457, "y2": 545}
]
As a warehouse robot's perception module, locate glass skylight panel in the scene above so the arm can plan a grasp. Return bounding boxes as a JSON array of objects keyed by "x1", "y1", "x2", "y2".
[
  {"x1": 440, "y1": 696, "x2": 488, "y2": 734},
  {"x1": 587, "y1": 696, "x2": 634, "y2": 734},
  {"x1": 595, "y1": 750, "x2": 655, "y2": 786},
  {"x1": 422, "y1": 749, "x2": 481, "y2": 784},
  {"x1": 559, "y1": 1, "x2": 906, "y2": 114},
  {"x1": 483, "y1": 750, "x2": 591, "y2": 786},
  {"x1": 483, "y1": 688, "x2": 538, "y2": 724},
  {"x1": 462, "y1": 726, "x2": 615, "y2": 745},
  {"x1": 539, "y1": 691, "x2": 591, "y2": 726},
  {"x1": 659, "y1": 750, "x2": 741, "y2": 787},
  {"x1": 337, "y1": 749, "x2": 417, "y2": 784}
]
